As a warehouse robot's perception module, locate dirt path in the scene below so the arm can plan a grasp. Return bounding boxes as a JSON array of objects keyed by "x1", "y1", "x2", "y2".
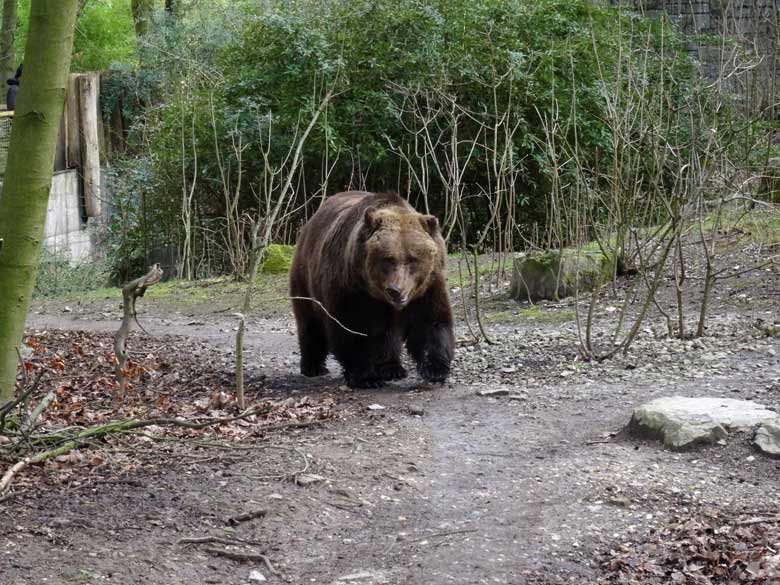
[{"x1": 3, "y1": 306, "x2": 780, "y2": 584}]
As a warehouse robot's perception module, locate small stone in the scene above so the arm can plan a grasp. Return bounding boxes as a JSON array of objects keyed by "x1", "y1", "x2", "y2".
[
  {"x1": 754, "y1": 418, "x2": 780, "y2": 458},
  {"x1": 367, "y1": 404, "x2": 385, "y2": 411},
  {"x1": 248, "y1": 570, "x2": 266, "y2": 583},
  {"x1": 501, "y1": 366, "x2": 517, "y2": 374},
  {"x1": 63, "y1": 306, "x2": 72, "y2": 313},
  {"x1": 337, "y1": 571, "x2": 387, "y2": 582},
  {"x1": 408, "y1": 406, "x2": 425, "y2": 416},
  {"x1": 477, "y1": 389, "x2": 510, "y2": 397},
  {"x1": 296, "y1": 473, "x2": 326, "y2": 486}
]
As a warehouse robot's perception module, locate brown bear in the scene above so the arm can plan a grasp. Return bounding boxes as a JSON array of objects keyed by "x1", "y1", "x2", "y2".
[{"x1": 290, "y1": 191, "x2": 455, "y2": 388}]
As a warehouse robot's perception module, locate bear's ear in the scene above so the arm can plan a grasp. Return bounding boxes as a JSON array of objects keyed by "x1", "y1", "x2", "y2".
[
  {"x1": 420, "y1": 214, "x2": 440, "y2": 236},
  {"x1": 361, "y1": 206, "x2": 383, "y2": 239}
]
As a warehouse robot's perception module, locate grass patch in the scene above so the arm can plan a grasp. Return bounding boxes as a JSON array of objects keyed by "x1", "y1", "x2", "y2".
[
  {"x1": 33, "y1": 252, "x2": 110, "y2": 299},
  {"x1": 697, "y1": 207, "x2": 780, "y2": 246},
  {"x1": 447, "y1": 254, "x2": 513, "y2": 288},
  {"x1": 141, "y1": 273, "x2": 291, "y2": 314},
  {"x1": 34, "y1": 272, "x2": 292, "y2": 317}
]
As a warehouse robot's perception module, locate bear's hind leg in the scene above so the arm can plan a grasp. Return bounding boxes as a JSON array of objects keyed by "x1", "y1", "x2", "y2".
[
  {"x1": 331, "y1": 329, "x2": 396, "y2": 389},
  {"x1": 292, "y1": 300, "x2": 330, "y2": 377}
]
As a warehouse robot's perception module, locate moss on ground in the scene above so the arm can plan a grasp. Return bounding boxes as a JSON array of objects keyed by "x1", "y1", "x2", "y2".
[
  {"x1": 447, "y1": 255, "x2": 513, "y2": 288},
  {"x1": 261, "y1": 244, "x2": 295, "y2": 274}
]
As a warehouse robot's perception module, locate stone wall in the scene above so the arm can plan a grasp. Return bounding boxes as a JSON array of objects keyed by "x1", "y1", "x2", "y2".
[
  {"x1": 43, "y1": 170, "x2": 93, "y2": 263},
  {"x1": 0, "y1": 73, "x2": 109, "y2": 265},
  {"x1": 607, "y1": 1, "x2": 779, "y2": 106},
  {"x1": 609, "y1": 0, "x2": 779, "y2": 37}
]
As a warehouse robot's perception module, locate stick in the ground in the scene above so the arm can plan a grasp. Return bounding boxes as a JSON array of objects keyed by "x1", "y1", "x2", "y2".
[
  {"x1": 234, "y1": 312, "x2": 246, "y2": 410},
  {"x1": 0, "y1": 368, "x2": 45, "y2": 434},
  {"x1": 226, "y1": 508, "x2": 267, "y2": 526},
  {"x1": 114, "y1": 264, "x2": 163, "y2": 397},
  {"x1": 406, "y1": 528, "x2": 478, "y2": 543},
  {"x1": 204, "y1": 547, "x2": 281, "y2": 575},
  {"x1": 179, "y1": 535, "x2": 265, "y2": 547}
]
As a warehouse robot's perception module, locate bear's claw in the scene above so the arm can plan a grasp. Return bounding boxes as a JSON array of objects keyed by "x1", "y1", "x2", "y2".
[
  {"x1": 301, "y1": 364, "x2": 329, "y2": 377},
  {"x1": 418, "y1": 356, "x2": 450, "y2": 384},
  {"x1": 376, "y1": 362, "x2": 408, "y2": 381},
  {"x1": 344, "y1": 371, "x2": 386, "y2": 389}
]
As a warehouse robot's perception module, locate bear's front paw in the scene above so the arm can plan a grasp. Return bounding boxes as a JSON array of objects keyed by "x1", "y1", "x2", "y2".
[
  {"x1": 418, "y1": 355, "x2": 450, "y2": 384},
  {"x1": 344, "y1": 371, "x2": 386, "y2": 389},
  {"x1": 376, "y1": 361, "x2": 408, "y2": 381},
  {"x1": 301, "y1": 363, "x2": 329, "y2": 377}
]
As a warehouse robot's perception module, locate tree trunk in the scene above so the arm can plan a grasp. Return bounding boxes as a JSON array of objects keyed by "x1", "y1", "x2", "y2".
[
  {"x1": 131, "y1": 0, "x2": 153, "y2": 39},
  {"x1": 0, "y1": 0, "x2": 80, "y2": 402},
  {"x1": 0, "y1": 0, "x2": 17, "y2": 87}
]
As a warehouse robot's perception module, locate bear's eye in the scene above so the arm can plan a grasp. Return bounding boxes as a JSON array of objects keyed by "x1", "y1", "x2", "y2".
[
  {"x1": 406, "y1": 256, "x2": 419, "y2": 271},
  {"x1": 381, "y1": 258, "x2": 396, "y2": 274}
]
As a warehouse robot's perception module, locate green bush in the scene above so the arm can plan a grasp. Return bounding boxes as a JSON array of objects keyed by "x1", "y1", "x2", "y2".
[
  {"x1": 143, "y1": 0, "x2": 692, "y2": 249},
  {"x1": 86, "y1": 0, "x2": 695, "y2": 280},
  {"x1": 34, "y1": 251, "x2": 110, "y2": 299}
]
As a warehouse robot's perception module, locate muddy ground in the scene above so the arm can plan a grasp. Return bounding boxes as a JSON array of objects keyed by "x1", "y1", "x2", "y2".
[{"x1": 2, "y1": 246, "x2": 780, "y2": 584}]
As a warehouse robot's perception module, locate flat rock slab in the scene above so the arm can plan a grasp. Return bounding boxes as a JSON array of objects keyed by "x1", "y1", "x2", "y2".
[
  {"x1": 629, "y1": 396, "x2": 777, "y2": 450},
  {"x1": 754, "y1": 418, "x2": 780, "y2": 458}
]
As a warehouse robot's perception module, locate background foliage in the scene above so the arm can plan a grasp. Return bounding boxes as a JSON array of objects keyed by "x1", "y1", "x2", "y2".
[{"x1": 13, "y1": 0, "x2": 697, "y2": 281}]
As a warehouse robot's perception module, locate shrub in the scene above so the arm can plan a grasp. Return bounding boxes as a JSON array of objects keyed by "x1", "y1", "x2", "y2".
[{"x1": 34, "y1": 251, "x2": 110, "y2": 299}]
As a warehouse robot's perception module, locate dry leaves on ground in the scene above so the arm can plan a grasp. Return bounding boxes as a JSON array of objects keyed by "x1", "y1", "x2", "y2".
[{"x1": 600, "y1": 511, "x2": 780, "y2": 584}]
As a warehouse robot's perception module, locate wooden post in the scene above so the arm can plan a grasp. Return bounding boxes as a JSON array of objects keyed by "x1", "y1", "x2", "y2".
[
  {"x1": 79, "y1": 72, "x2": 101, "y2": 219},
  {"x1": 65, "y1": 73, "x2": 80, "y2": 169}
]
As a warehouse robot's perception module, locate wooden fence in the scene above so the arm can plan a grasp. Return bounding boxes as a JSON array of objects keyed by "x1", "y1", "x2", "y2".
[{"x1": 0, "y1": 72, "x2": 118, "y2": 262}]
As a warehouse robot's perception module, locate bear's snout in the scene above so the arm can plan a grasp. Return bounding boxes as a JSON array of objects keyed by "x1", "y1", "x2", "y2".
[
  {"x1": 385, "y1": 284, "x2": 408, "y2": 308},
  {"x1": 386, "y1": 284, "x2": 403, "y2": 301}
]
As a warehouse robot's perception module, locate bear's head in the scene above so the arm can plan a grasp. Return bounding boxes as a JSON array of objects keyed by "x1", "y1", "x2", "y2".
[{"x1": 361, "y1": 206, "x2": 443, "y2": 310}]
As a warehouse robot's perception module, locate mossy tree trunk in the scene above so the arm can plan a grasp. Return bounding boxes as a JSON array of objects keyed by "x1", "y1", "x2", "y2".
[
  {"x1": 131, "y1": 0, "x2": 154, "y2": 39},
  {"x1": 0, "y1": 0, "x2": 17, "y2": 85},
  {"x1": 0, "y1": 0, "x2": 79, "y2": 402}
]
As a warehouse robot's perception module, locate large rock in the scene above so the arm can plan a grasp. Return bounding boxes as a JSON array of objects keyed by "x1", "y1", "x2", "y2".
[
  {"x1": 509, "y1": 249, "x2": 611, "y2": 302},
  {"x1": 629, "y1": 396, "x2": 777, "y2": 450},
  {"x1": 754, "y1": 418, "x2": 780, "y2": 458}
]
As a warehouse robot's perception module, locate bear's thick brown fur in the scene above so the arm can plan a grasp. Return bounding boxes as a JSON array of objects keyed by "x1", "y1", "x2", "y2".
[{"x1": 290, "y1": 191, "x2": 455, "y2": 388}]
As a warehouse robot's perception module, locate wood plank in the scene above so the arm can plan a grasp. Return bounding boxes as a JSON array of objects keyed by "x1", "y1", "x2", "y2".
[
  {"x1": 65, "y1": 73, "x2": 80, "y2": 169},
  {"x1": 79, "y1": 72, "x2": 102, "y2": 219}
]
